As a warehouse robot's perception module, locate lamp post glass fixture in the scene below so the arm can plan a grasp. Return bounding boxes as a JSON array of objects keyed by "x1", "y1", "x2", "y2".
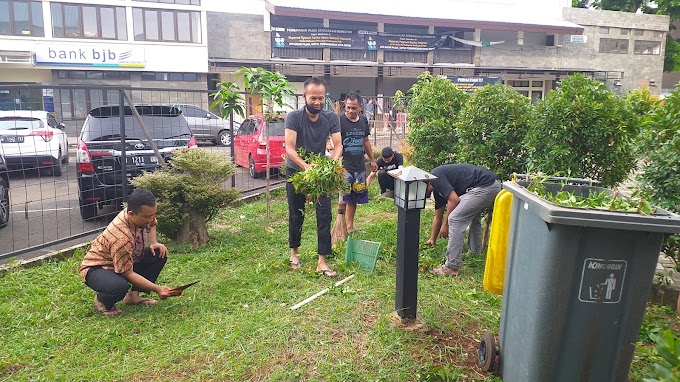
[{"x1": 389, "y1": 166, "x2": 436, "y2": 320}]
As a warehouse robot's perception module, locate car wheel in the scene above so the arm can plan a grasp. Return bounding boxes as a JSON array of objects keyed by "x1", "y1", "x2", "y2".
[
  {"x1": 218, "y1": 130, "x2": 231, "y2": 146},
  {"x1": 249, "y1": 155, "x2": 261, "y2": 179},
  {"x1": 79, "y1": 198, "x2": 97, "y2": 220},
  {"x1": 52, "y1": 162, "x2": 63, "y2": 177},
  {"x1": 0, "y1": 177, "x2": 9, "y2": 229}
]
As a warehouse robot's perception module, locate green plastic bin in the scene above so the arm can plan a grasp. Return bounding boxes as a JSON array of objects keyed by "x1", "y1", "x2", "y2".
[
  {"x1": 479, "y1": 181, "x2": 680, "y2": 381},
  {"x1": 346, "y1": 238, "x2": 381, "y2": 273}
]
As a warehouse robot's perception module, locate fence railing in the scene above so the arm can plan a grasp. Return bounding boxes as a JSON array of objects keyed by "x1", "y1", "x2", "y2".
[{"x1": 0, "y1": 84, "x2": 405, "y2": 261}]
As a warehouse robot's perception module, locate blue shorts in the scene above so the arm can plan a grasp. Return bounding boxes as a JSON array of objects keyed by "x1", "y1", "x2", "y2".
[{"x1": 342, "y1": 170, "x2": 369, "y2": 205}]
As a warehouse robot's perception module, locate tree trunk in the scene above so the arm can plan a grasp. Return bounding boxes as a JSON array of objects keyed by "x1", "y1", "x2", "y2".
[{"x1": 175, "y1": 208, "x2": 209, "y2": 248}]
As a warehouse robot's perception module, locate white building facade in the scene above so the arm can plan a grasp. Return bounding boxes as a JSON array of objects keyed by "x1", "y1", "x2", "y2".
[{"x1": 0, "y1": 0, "x2": 210, "y2": 133}]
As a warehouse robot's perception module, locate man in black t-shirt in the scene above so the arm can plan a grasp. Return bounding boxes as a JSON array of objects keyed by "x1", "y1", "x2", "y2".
[
  {"x1": 367, "y1": 146, "x2": 403, "y2": 197},
  {"x1": 340, "y1": 93, "x2": 377, "y2": 233},
  {"x1": 284, "y1": 77, "x2": 343, "y2": 277},
  {"x1": 425, "y1": 163, "x2": 501, "y2": 276}
]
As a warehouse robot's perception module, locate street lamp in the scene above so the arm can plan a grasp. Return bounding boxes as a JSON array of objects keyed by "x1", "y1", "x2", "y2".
[{"x1": 389, "y1": 166, "x2": 436, "y2": 321}]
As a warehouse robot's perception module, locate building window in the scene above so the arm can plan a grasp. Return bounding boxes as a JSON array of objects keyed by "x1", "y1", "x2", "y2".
[
  {"x1": 634, "y1": 40, "x2": 661, "y2": 55},
  {"x1": 0, "y1": 0, "x2": 44, "y2": 37},
  {"x1": 58, "y1": 88, "x2": 120, "y2": 119},
  {"x1": 57, "y1": 70, "x2": 131, "y2": 80},
  {"x1": 132, "y1": 8, "x2": 201, "y2": 43},
  {"x1": 599, "y1": 27, "x2": 610, "y2": 34},
  {"x1": 599, "y1": 38, "x2": 629, "y2": 54},
  {"x1": 620, "y1": 28, "x2": 631, "y2": 35},
  {"x1": 51, "y1": 3, "x2": 127, "y2": 40},
  {"x1": 653, "y1": 31, "x2": 664, "y2": 38},
  {"x1": 634, "y1": 29, "x2": 645, "y2": 36},
  {"x1": 133, "y1": 0, "x2": 201, "y2": 5},
  {"x1": 140, "y1": 72, "x2": 199, "y2": 81}
]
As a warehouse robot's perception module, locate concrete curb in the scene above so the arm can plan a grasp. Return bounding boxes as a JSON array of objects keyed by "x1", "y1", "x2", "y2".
[
  {"x1": 649, "y1": 277, "x2": 680, "y2": 314},
  {"x1": 0, "y1": 242, "x2": 91, "y2": 276}
]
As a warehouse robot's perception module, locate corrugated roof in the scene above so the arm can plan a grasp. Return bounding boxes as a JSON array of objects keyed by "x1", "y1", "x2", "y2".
[{"x1": 265, "y1": 0, "x2": 583, "y2": 34}]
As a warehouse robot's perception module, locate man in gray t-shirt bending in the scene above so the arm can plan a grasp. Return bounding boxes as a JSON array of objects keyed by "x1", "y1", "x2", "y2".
[{"x1": 284, "y1": 77, "x2": 343, "y2": 277}]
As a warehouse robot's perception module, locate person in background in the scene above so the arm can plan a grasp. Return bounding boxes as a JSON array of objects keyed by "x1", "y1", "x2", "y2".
[
  {"x1": 340, "y1": 92, "x2": 377, "y2": 233},
  {"x1": 364, "y1": 98, "x2": 375, "y2": 122},
  {"x1": 367, "y1": 146, "x2": 403, "y2": 198},
  {"x1": 425, "y1": 163, "x2": 501, "y2": 276},
  {"x1": 284, "y1": 77, "x2": 343, "y2": 277},
  {"x1": 79, "y1": 189, "x2": 173, "y2": 317}
]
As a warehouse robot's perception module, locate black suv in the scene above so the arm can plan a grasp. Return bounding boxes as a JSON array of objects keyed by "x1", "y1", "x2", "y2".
[
  {"x1": 76, "y1": 105, "x2": 196, "y2": 220},
  {"x1": 0, "y1": 154, "x2": 9, "y2": 229}
]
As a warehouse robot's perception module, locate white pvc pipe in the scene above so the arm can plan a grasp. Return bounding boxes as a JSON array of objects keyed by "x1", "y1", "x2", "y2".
[{"x1": 290, "y1": 274, "x2": 355, "y2": 311}]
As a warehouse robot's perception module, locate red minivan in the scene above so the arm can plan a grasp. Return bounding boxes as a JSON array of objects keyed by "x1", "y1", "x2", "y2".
[{"x1": 233, "y1": 115, "x2": 286, "y2": 179}]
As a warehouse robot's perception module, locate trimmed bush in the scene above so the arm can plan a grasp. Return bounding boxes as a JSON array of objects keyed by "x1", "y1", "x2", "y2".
[
  {"x1": 526, "y1": 74, "x2": 636, "y2": 187},
  {"x1": 458, "y1": 83, "x2": 533, "y2": 181},
  {"x1": 131, "y1": 148, "x2": 239, "y2": 247},
  {"x1": 638, "y1": 86, "x2": 680, "y2": 267},
  {"x1": 405, "y1": 72, "x2": 469, "y2": 171}
]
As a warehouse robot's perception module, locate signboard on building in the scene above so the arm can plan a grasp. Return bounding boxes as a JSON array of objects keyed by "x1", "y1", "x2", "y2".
[
  {"x1": 448, "y1": 76, "x2": 502, "y2": 93},
  {"x1": 271, "y1": 28, "x2": 443, "y2": 52},
  {"x1": 35, "y1": 44, "x2": 145, "y2": 67},
  {"x1": 272, "y1": 28, "x2": 363, "y2": 49},
  {"x1": 570, "y1": 35, "x2": 587, "y2": 44},
  {"x1": 366, "y1": 32, "x2": 443, "y2": 51}
]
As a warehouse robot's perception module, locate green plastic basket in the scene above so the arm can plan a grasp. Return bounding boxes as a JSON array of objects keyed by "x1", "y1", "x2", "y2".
[{"x1": 345, "y1": 238, "x2": 381, "y2": 273}]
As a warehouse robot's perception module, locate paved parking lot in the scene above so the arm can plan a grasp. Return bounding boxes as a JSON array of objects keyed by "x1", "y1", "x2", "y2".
[{"x1": 0, "y1": 144, "x2": 284, "y2": 264}]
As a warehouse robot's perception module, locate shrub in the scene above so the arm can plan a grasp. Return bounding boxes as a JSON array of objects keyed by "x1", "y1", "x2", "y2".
[
  {"x1": 638, "y1": 86, "x2": 680, "y2": 267},
  {"x1": 526, "y1": 74, "x2": 636, "y2": 187},
  {"x1": 457, "y1": 83, "x2": 533, "y2": 181},
  {"x1": 405, "y1": 72, "x2": 469, "y2": 171},
  {"x1": 131, "y1": 148, "x2": 239, "y2": 247}
]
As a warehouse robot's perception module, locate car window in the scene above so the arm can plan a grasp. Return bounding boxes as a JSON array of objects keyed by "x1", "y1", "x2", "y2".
[
  {"x1": 82, "y1": 115, "x2": 191, "y2": 141},
  {"x1": 267, "y1": 121, "x2": 285, "y2": 136},
  {"x1": 238, "y1": 120, "x2": 256, "y2": 135},
  {"x1": 0, "y1": 118, "x2": 44, "y2": 130},
  {"x1": 47, "y1": 115, "x2": 58, "y2": 128},
  {"x1": 181, "y1": 106, "x2": 201, "y2": 118}
]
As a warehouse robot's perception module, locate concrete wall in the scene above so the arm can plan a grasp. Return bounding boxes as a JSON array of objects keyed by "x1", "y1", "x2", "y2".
[
  {"x1": 564, "y1": 8, "x2": 668, "y2": 93},
  {"x1": 479, "y1": 8, "x2": 668, "y2": 93},
  {"x1": 207, "y1": 12, "x2": 270, "y2": 60}
]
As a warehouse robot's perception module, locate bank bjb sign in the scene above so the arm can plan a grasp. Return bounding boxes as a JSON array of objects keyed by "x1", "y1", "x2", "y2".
[
  {"x1": 35, "y1": 43, "x2": 145, "y2": 67},
  {"x1": 448, "y1": 76, "x2": 502, "y2": 93}
]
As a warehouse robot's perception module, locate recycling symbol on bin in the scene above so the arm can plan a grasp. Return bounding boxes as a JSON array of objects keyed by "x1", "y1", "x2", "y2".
[{"x1": 578, "y1": 258, "x2": 627, "y2": 304}]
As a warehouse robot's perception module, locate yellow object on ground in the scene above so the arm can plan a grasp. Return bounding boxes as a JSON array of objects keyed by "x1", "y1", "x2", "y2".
[{"x1": 483, "y1": 189, "x2": 513, "y2": 295}]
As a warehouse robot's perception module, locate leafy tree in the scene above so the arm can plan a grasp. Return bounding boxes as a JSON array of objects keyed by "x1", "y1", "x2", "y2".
[
  {"x1": 131, "y1": 148, "x2": 239, "y2": 247},
  {"x1": 235, "y1": 67, "x2": 296, "y2": 121},
  {"x1": 526, "y1": 74, "x2": 636, "y2": 187},
  {"x1": 404, "y1": 72, "x2": 469, "y2": 171},
  {"x1": 211, "y1": 67, "x2": 295, "y2": 220},
  {"x1": 572, "y1": 0, "x2": 590, "y2": 8},
  {"x1": 457, "y1": 83, "x2": 533, "y2": 181},
  {"x1": 638, "y1": 85, "x2": 680, "y2": 268}
]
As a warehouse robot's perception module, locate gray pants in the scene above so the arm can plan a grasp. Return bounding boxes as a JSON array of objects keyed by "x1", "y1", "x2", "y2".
[{"x1": 445, "y1": 180, "x2": 501, "y2": 270}]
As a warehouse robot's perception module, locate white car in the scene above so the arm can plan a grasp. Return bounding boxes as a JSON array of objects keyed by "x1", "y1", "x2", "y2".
[{"x1": 0, "y1": 110, "x2": 69, "y2": 176}]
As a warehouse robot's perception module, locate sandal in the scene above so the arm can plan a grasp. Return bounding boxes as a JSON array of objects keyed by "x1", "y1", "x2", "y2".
[
  {"x1": 318, "y1": 269, "x2": 337, "y2": 278},
  {"x1": 430, "y1": 265, "x2": 459, "y2": 277},
  {"x1": 123, "y1": 297, "x2": 158, "y2": 306},
  {"x1": 290, "y1": 260, "x2": 302, "y2": 270}
]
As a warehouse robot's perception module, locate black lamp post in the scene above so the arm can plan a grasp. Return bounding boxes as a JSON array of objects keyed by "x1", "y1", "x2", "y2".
[{"x1": 389, "y1": 166, "x2": 436, "y2": 320}]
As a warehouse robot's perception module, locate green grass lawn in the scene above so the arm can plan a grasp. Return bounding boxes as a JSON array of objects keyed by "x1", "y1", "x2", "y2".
[{"x1": 0, "y1": 186, "x2": 678, "y2": 381}]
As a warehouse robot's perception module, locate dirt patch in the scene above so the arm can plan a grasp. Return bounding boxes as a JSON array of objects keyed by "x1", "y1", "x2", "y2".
[
  {"x1": 210, "y1": 223, "x2": 242, "y2": 233},
  {"x1": 361, "y1": 211, "x2": 395, "y2": 223},
  {"x1": 0, "y1": 364, "x2": 24, "y2": 378}
]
